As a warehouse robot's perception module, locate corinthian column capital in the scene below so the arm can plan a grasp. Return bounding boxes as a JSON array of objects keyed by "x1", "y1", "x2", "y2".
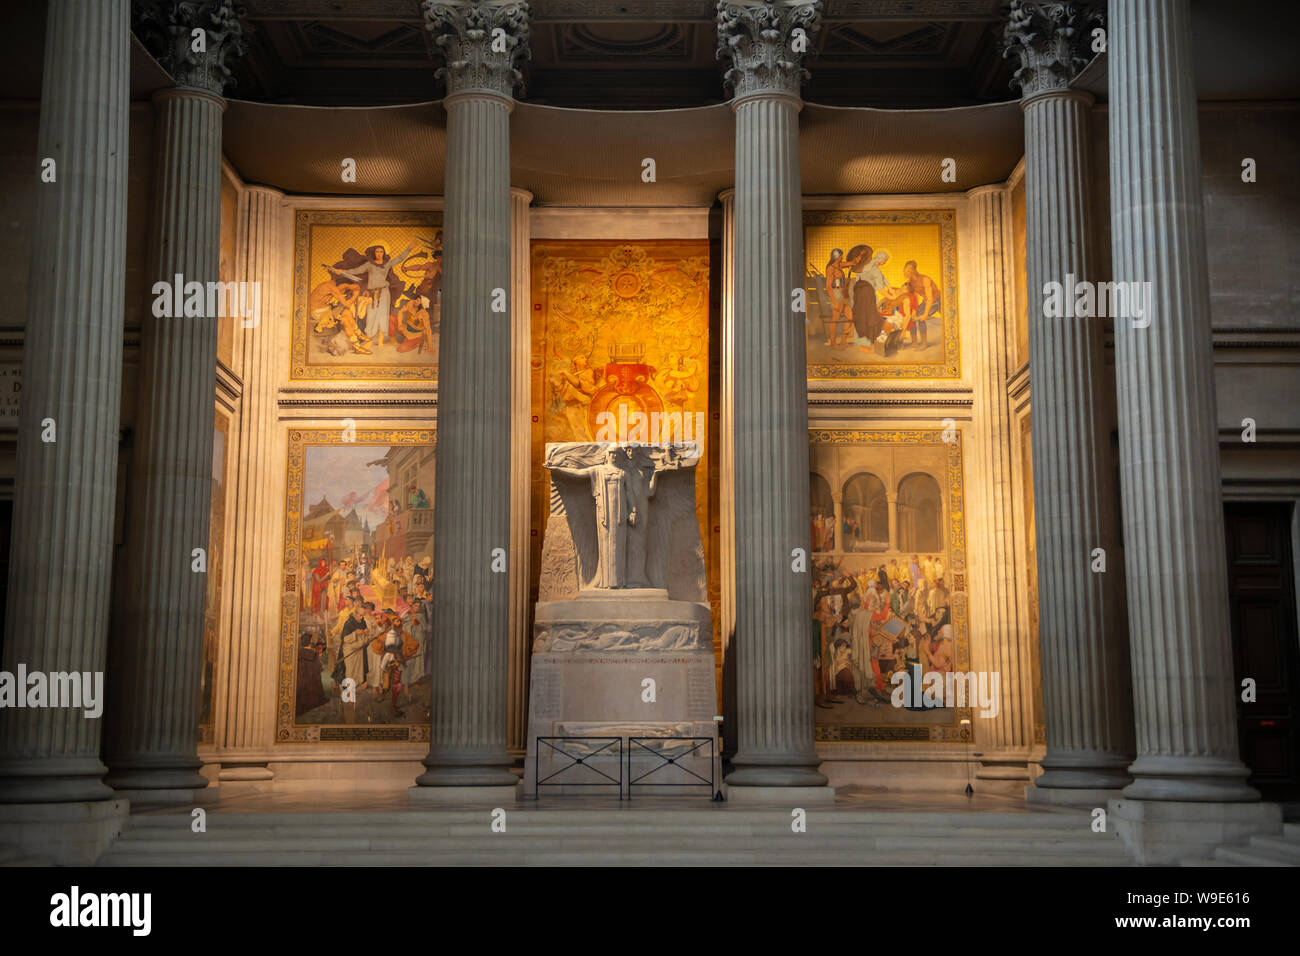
[
  {"x1": 131, "y1": 0, "x2": 245, "y2": 95},
  {"x1": 423, "y1": 0, "x2": 531, "y2": 99},
  {"x1": 1002, "y1": 0, "x2": 1102, "y2": 100},
  {"x1": 716, "y1": 0, "x2": 821, "y2": 102}
]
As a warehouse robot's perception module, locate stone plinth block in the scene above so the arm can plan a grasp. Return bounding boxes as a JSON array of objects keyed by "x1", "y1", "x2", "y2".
[
  {"x1": 1108, "y1": 797, "x2": 1282, "y2": 866},
  {"x1": 523, "y1": 606, "x2": 719, "y2": 799},
  {"x1": 0, "y1": 798, "x2": 130, "y2": 865}
]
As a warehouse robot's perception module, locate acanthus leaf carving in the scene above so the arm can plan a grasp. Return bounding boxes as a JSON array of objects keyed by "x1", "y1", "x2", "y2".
[
  {"x1": 1001, "y1": 0, "x2": 1103, "y2": 99},
  {"x1": 423, "y1": 0, "x2": 531, "y2": 98},
  {"x1": 131, "y1": 0, "x2": 246, "y2": 96},
  {"x1": 716, "y1": 0, "x2": 822, "y2": 100}
]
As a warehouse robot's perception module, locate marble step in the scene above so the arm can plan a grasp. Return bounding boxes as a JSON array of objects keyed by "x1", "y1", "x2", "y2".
[
  {"x1": 125, "y1": 810, "x2": 1085, "y2": 830},
  {"x1": 99, "y1": 849, "x2": 1127, "y2": 867},
  {"x1": 1211, "y1": 845, "x2": 1297, "y2": 867},
  {"x1": 117, "y1": 821, "x2": 1097, "y2": 838},
  {"x1": 1247, "y1": 834, "x2": 1300, "y2": 862},
  {"x1": 108, "y1": 833, "x2": 1122, "y2": 853}
]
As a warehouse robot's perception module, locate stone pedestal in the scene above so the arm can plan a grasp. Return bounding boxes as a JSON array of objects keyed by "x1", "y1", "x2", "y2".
[
  {"x1": 524, "y1": 441, "x2": 718, "y2": 798},
  {"x1": 0, "y1": 799, "x2": 130, "y2": 866},
  {"x1": 524, "y1": 596, "x2": 718, "y2": 797}
]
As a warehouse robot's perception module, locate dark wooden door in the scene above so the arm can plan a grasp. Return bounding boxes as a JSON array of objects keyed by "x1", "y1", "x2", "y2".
[{"x1": 1225, "y1": 501, "x2": 1300, "y2": 800}]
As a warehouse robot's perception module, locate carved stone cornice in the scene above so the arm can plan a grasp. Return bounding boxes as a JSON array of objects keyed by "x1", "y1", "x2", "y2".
[
  {"x1": 1001, "y1": 0, "x2": 1102, "y2": 100},
  {"x1": 423, "y1": 1, "x2": 531, "y2": 100},
  {"x1": 131, "y1": 1, "x2": 246, "y2": 96},
  {"x1": 716, "y1": 0, "x2": 822, "y2": 102}
]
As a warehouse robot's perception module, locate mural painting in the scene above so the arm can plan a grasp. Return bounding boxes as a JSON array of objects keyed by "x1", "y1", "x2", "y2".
[
  {"x1": 810, "y1": 428, "x2": 972, "y2": 742},
  {"x1": 291, "y1": 210, "x2": 443, "y2": 381},
  {"x1": 277, "y1": 428, "x2": 436, "y2": 742},
  {"x1": 804, "y1": 210, "x2": 960, "y2": 380}
]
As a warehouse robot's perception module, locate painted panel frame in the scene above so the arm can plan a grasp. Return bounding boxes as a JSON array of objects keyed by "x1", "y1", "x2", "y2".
[
  {"x1": 291, "y1": 209, "x2": 443, "y2": 382},
  {"x1": 277, "y1": 426, "x2": 436, "y2": 743},
  {"x1": 804, "y1": 209, "x2": 960, "y2": 381},
  {"x1": 810, "y1": 427, "x2": 973, "y2": 743}
]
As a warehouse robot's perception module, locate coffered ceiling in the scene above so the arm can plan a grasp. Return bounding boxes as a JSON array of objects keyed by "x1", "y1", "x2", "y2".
[{"x1": 231, "y1": 0, "x2": 1015, "y2": 108}]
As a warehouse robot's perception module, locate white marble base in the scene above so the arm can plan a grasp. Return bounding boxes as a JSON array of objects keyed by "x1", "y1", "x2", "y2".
[
  {"x1": 722, "y1": 784, "x2": 837, "y2": 806},
  {"x1": 0, "y1": 798, "x2": 130, "y2": 865},
  {"x1": 407, "y1": 783, "x2": 521, "y2": 805},
  {"x1": 1108, "y1": 797, "x2": 1283, "y2": 865}
]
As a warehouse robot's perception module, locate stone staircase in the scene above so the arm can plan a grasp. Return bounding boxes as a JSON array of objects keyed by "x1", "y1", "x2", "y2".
[
  {"x1": 0, "y1": 844, "x2": 49, "y2": 866},
  {"x1": 1184, "y1": 822, "x2": 1300, "y2": 867},
  {"x1": 98, "y1": 807, "x2": 1133, "y2": 866}
]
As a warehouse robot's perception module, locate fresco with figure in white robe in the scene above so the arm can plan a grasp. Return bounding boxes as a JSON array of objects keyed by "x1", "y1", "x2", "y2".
[
  {"x1": 804, "y1": 210, "x2": 959, "y2": 380},
  {"x1": 291, "y1": 209, "x2": 443, "y2": 381}
]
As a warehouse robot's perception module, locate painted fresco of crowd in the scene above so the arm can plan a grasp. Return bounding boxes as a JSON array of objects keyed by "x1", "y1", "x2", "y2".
[
  {"x1": 295, "y1": 550, "x2": 434, "y2": 723},
  {"x1": 812, "y1": 553, "x2": 954, "y2": 710}
]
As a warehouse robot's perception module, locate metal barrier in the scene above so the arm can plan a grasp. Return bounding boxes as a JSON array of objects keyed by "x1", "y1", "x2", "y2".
[
  {"x1": 626, "y1": 736, "x2": 715, "y2": 798},
  {"x1": 534, "y1": 736, "x2": 623, "y2": 796}
]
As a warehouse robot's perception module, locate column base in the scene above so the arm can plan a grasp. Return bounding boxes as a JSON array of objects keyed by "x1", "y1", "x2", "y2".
[
  {"x1": 408, "y1": 783, "x2": 521, "y2": 805},
  {"x1": 0, "y1": 798, "x2": 129, "y2": 865},
  {"x1": 1034, "y1": 751, "x2": 1132, "y2": 790},
  {"x1": 104, "y1": 758, "x2": 209, "y2": 794},
  {"x1": 1108, "y1": 796, "x2": 1282, "y2": 865},
  {"x1": 975, "y1": 751, "x2": 1033, "y2": 783},
  {"x1": 1122, "y1": 755, "x2": 1259, "y2": 802},
  {"x1": 0, "y1": 756, "x2": 115, "y2": 804},
  {"x1": 725, "y1": 754, "x2": 829, "y2": 789},
  {"x1": 217, "y1": 765, "x2": 275, "y2": 797},
  {"x1": 1025, "y1": 785, "x2": 1122, "y2": 809},
  {"x1": 721, "y1": 784, "x2": 836, "y2": 806}
]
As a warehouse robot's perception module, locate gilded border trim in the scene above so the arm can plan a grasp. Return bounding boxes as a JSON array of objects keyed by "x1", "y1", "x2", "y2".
[{"x1": 804, "y1": 209, "x2": 961, "y2": 381}]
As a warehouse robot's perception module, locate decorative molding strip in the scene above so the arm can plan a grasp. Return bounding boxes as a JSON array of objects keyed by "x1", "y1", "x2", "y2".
[
  {"x1": 809, "y1": 397, "x2": 974, "y2": 407},
  {"x1": 278, "y1": 397, "x2": 438, "y2": 407}
]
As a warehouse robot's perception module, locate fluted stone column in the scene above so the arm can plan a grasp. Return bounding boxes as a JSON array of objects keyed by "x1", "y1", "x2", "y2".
[
  {"x1": 507, "y1": 186, "x2": 533, "y2": 761},
  {"x1": 0, "y1": 0, "x2": 131, "y2": 811},
  {"x1": 1108, "y1": 0, "x2": 1255, "y2": 804},
  {"x1": 886, "y1": 495, "x2": 898, "y2": 552},
  {"x1": 413, "y1": 0, "x2": 530, "y2": 798},
  {"x1": 1003, "y1": 1, "x2": 1134, "y2": 802},
  {"x1": 967, "y1": 185, "x2": 1034, "y2": 783},
  {"x1": 718, "y1": 188, "x2": 738, "y2": 762},
  {"x1": 214, "y1": 185, "x2": 285, "y2": 790},
  {"x1": 718, "y1": 1, "x2": 831, "y2": 800},
  {"x1": 104, "y1": 0, "x2": 243, "y2": 799}
]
